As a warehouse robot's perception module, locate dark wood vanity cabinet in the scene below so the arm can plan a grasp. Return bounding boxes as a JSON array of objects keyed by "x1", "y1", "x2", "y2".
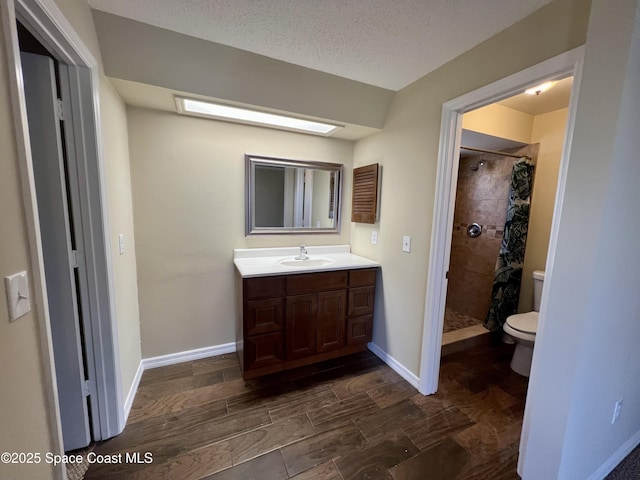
[
  {"x1": 346, "y1": 269, "x2": 375, "y2": 345},
  {"x1": 236, "y1": 268, "x2": 377, "y2": 379}
]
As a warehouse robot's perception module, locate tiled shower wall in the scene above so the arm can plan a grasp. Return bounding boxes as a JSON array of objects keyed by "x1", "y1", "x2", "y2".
[{"x1": 446, "y1": 145, "x2": 537, "y2": 323}]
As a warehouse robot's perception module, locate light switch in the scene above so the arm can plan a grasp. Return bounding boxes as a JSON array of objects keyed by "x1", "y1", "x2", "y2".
[
  {"x1": 5, "y1": 271, "x2": 31, "y2": 321},
  {"x1": 371, "y1": 230, "x2": 378, "y2": 245},
  {"x1": 118, "y1": 234, "x2": 125, "y2": 255},
  {"x1": 402, "y1": 235, "x2": 411, "y2": 253}
]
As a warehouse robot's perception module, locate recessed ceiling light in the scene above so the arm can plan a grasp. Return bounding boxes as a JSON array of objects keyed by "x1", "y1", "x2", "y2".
[
  {"x1": 175, "y1": 97, "x2": 342, "y2": 135},
  {"x1": 525, "y1": 81, "x2": 557, "y2": 95}
]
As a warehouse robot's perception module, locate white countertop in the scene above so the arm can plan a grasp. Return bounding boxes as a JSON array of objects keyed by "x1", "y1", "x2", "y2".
[{"x1": 234, "y1": 245, "x2": 380, "y2": 278}]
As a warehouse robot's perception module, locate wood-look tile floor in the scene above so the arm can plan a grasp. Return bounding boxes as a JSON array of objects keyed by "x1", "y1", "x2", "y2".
[{"x1": 85, "y1": 341, "x2": 527, "y2": 480}]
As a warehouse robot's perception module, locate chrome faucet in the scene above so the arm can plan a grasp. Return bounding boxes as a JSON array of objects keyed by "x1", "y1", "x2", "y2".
[{"x1": 295, "y1": 244, "x2": 309, "y2": 260}]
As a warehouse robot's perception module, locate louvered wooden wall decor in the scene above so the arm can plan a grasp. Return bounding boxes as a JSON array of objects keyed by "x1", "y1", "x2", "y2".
[{"x1": 351, "y1": 163, "x2": 379, "y2": 224}]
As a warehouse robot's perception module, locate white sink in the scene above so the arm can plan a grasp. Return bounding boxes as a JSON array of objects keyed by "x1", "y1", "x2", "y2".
[
  {"x1": 278, "y1": 257, "x2": 335, "y2": 268},
  {"x1": 234, "y1": 245, "x2": 380, "y2": 277}
]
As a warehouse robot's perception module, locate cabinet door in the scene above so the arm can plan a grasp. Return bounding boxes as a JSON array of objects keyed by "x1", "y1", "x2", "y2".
[
  {"x1": 245, "y1": 332, "x2": 284, "y2": 370},
  {"x1": 317, "y1": 290, "x2": 347, "y2": 353},
  {"x1": 348, "y1": 286, "x2": 375, "y2": 317},
  {"x1": 285, "y1": 294, "x2": 317, "y2": 360},
  {"x1": 347, "y1": 315, "x2": 373, "y2": 345},
  {"x1": 245, "y1": 298, "x2": 283, "y2": 335}
]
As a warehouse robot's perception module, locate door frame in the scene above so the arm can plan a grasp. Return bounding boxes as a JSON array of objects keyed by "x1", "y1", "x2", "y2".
[
  {"x1": 1, "y1": 0, "x2": 123, "y2": 454},
  {"x1": 418, "y1": 46, "x2": 585, "y2": 395}
]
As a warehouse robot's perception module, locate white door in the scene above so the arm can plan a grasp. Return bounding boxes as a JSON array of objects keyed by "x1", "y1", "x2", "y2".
[{"x1": 21, "y1": 51, "x2": 92, "y2": 451}]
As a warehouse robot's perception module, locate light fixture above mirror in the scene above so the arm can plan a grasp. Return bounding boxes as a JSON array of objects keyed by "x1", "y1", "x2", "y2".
[{"x1": 175, "y1": 97, "x2": 342, "y2": 136}]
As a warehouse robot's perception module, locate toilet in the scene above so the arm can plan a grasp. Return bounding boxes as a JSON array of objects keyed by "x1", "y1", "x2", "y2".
[{"x1": 503, "y1": 270, "x2": 545, "y2": 377}]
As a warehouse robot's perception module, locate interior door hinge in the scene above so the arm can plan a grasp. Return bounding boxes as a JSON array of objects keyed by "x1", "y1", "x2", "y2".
[
  {"x1": 71, "y1": 249, "x2": 84, "y2": 269},
  {"x1": 82, "y1": 379, "x2": 91, "y2": 397},
  {"x1": 56, "y1": 98, "x2": 65, "y2": 121},
  {"x1": 445, "y1": 270, "x2": 449, "y2": 279}
]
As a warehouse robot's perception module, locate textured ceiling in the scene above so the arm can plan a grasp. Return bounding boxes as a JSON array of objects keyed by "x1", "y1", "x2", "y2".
[{"x1": 88, "y1": 0, "x2": 554, "y2": 91}]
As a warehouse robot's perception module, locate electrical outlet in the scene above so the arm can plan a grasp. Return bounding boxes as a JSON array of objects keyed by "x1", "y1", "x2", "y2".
[
  {"x1": 612, "y1": 399, "x2": 623, "y2": 424},
  {"x1": 371, "y1": 230, "x2": 378, "y2": 245}
]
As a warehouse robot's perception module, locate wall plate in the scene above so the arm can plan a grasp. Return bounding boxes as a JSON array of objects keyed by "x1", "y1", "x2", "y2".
[
  {"x1": 402, "y1": 235, "x2": 411, "y2": 253},
  {"x1": 5, "y1": 271, "x2": 31, "y2": 321}
]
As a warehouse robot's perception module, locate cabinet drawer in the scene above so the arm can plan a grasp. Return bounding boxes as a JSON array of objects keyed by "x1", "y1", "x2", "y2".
[
  {"x1": 347, "y1": 315, "x2": 373, "y2": 345},
  {"x1": 348, "y1": 286, "x2": 375, "y2": 317},
  {"x1": 349, "y1": 268, "x2": 377, "y2": 287},
  {"x1": 244, "y1": 276, "x2": 285, "y2": 300},
  {"x1": 286, "y1": 271, "x2": 347, "y2": 295},
  {"x1": 245, "y1": 298, "x2": 283, "y2": 335},
  {"x1": 244, "y1": 332, "x2": 284, "y2": 370}
]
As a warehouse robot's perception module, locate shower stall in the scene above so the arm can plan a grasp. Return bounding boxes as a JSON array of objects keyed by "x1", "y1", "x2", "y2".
[{"x1": 443, "y1": 143, "x2": 537, "y2": 336}]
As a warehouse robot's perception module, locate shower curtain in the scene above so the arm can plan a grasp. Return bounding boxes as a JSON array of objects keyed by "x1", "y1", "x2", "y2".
[{"x1": 484, "y1": 157, "x2": 534, "y2": 333}]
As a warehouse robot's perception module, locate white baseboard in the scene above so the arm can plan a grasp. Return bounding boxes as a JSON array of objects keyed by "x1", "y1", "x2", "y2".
[
  {"x1": 119, "y1": 342, "x2": 237, "y2": 428},
  {"x1": 142, "y1": 343, "x2": 236, "y2": 370},
  {"x1": 122, "y1": 342, "x2": 415, "y2": 428},
  {"x1": 589, "y1": 430, "x2": 640, "y2": 480},
  {"x1": 121, "y1": 361, "x2": 144, "y2": 431},
  {"x1": 368, "y1": 342, "x2": 420, "y2": 390}
]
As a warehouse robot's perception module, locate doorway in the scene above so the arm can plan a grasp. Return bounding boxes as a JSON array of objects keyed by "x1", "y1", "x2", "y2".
[
  {"x1": 2, "y1": 0, "x2": 123, "y2": 455},
  {"x1": 18, "y1": 22, "x2": 97, "y2": 451},
  {"x1": 419, "y1": 46, "x2": 584, "y2": 395},
  {"x1": 441, "y1": 73, "x2": 572, "y2": 356}
]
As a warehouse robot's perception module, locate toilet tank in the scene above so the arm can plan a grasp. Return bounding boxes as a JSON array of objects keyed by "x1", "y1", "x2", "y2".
[{"x1": 532, "y1": 270, "x2": 545, "y2": 311}]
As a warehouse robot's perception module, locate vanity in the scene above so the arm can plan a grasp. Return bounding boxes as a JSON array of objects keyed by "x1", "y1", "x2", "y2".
[{"x1": 234, "y1": 245, "x2": 379, "y2": 379}]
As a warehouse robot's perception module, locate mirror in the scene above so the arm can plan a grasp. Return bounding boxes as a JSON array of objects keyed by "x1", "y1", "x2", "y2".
[{"x1": 246, "y1": 154, "x2": 343, "y2": 235}]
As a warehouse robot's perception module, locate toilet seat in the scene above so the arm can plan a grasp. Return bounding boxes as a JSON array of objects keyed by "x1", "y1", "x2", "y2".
[
  {"x1": 504, "y1": 311, "x2": 538, "y2": 342},
  {"x1": 506, "y1": 311, "x2": 538, "y2": 334}
]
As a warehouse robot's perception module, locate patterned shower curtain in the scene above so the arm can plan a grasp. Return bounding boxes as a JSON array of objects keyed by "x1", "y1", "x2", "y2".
[{"x1": 484, "y1": 157, "x2": 535, "y2": 333}]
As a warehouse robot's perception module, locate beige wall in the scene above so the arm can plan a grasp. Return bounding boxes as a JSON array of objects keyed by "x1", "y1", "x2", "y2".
[
  {"x1": 127, "y1": 107, "x2": 353, "y2": 358},
  {"x1": 462, "y1": 103, "x2": 534, "y2": 144},
  {"x1": 53, "y1": 0, "x2": 102, "y2": 59},
  {"x1": 519, "y1": 108, "x2": 568, "y2": 311},
  {"x1": 100, "y1": 79, "x2": 142, "y2": 397},
  {"x1": 351, "y1": 0, "x2": 590, "y2": 375}
]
